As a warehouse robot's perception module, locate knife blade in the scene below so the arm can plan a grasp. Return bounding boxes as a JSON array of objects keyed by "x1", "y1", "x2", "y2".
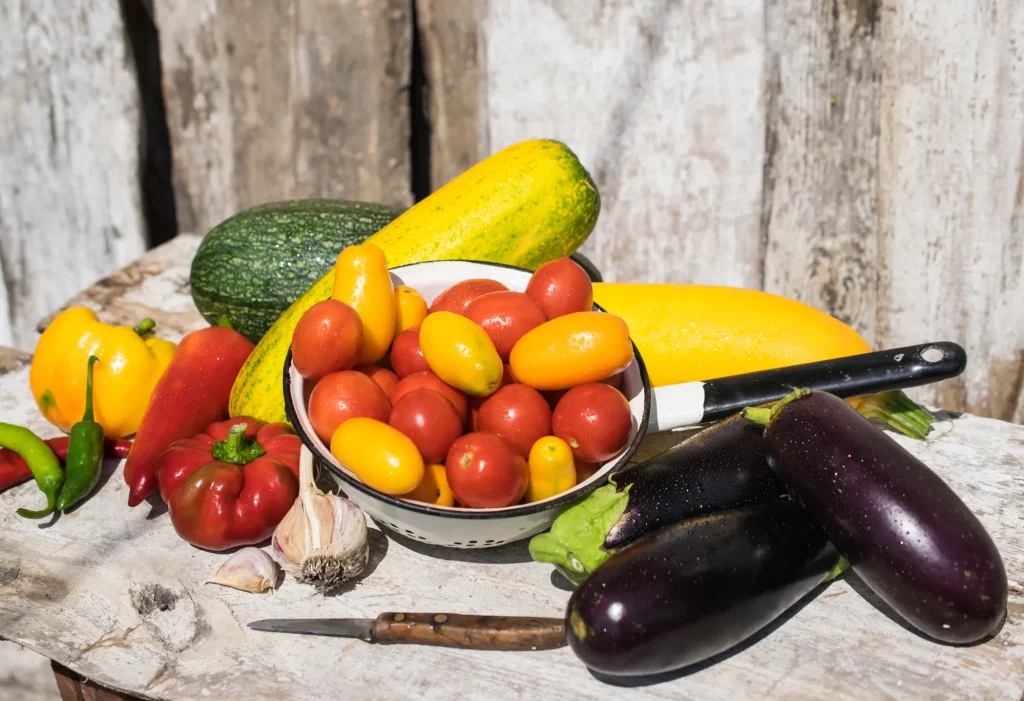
[{"x1": 248, "y1": 612, "x2": 567, "y2": 651}]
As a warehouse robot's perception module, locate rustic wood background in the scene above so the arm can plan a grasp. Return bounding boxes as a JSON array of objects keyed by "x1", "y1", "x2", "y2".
[{"x1": 0, "y1": 0, "x2": 1020, "y2": 423}]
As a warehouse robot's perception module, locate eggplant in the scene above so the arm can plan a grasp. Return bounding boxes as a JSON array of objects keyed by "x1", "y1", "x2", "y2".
[
  {"x1": 748, "y1": 389, "x2": 1007, "y2": 644},
  {"x1": 530, "y1": 411, "x2": 786, "y2": 584},
  {"x1": 566, "y1": 499, "x2": 840, "y2": 676}
]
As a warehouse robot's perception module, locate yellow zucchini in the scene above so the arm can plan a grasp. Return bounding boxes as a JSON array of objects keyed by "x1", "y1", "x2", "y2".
[
  {"x1": 592, "y1": 282, "x2": 872, "y2": 387},
  {"x1": 230, "y1": 139, "x2": 600, "y2": 423}
]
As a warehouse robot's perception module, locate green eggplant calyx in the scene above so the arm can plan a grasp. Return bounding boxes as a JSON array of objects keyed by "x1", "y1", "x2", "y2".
[
  {"x1": 855, "y1": 390, "x2": 933, "y2": 440},
  {"x1": 527, "y1": 483, "x2": 630, "y2": 586},
  {"x1": 212, "y1": 423, "x2": 266, "y2": 465},
  {"x1": 744, "y1": 388, "x2": 813, "y2": 426},
  {"x1": 824, "y1": 555, "x2": 850, "y2": 583}
]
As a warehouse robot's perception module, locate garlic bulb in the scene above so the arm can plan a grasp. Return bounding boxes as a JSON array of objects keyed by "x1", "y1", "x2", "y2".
[
  {"x1": 272, "y1": 446, "x2": 369, "y2": 592},
  {"x1": 206, "y1": 547, "x2": 280, "y2": 593}
]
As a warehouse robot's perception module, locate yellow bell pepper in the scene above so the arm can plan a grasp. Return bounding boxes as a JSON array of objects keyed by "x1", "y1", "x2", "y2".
[{"x1": 29, "y1": 307, "x2": 176, "y2": 438}]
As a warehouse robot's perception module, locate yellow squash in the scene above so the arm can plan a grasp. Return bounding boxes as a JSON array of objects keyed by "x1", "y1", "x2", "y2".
[
  {"x1": 231, "y1": 139, "x2": 600, "y2": 423},
  {"x1": 592, "y1": 283, "x2": 872, "y2": 387},
  {"x1": 331, "y1": 244, "x2": 395, "y2": 364}
]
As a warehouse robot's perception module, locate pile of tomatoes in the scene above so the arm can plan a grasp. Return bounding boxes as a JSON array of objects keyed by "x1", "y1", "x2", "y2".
[{"x1": 291, "y1": 244, "x2": 635, "y2": 509}]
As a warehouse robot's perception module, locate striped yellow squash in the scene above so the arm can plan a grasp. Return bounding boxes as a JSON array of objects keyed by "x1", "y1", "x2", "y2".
[{"x1": 230, "y1": 139, "x2": 601, "y2": 423}]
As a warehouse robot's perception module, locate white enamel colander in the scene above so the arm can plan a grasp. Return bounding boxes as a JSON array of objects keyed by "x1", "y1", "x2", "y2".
[{"x1": 283, "y1": 260, "x2": 966, "y2": 549}]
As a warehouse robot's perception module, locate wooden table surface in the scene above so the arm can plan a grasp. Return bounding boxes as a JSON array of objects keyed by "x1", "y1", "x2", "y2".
[{"x1": 0, "y1": 235, "x2": 1021, "y2": 701}]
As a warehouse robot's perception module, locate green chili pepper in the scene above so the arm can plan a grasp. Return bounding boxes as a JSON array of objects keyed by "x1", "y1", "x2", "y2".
[
  {"x1": 55, "y1": 356, "x2": 105, "y2": 512},
  {"x1": 0, "y1": 423, "x2": 64, "y2": 519}
]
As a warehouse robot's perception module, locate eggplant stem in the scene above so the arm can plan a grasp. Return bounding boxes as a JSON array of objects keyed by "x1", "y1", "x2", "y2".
[
  {"x1": 855, "y1": 390, "x2": 933, "y2": 440},
  {"x1": 743, "y1": 407, "x2": 772, "y2": 426},
  {"x1": 824, "y1": 555, "x2": 850, "y2": 583}
]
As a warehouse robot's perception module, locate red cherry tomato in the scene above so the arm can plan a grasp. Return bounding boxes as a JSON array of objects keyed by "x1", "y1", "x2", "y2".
[
  {"x1": 292, "y1": 299, "x2": 363, "y2": 381},
  {"x1": 477, "y1": 384, "x2": 552, "y2": 457},
  {"x1": 552, "y1": 383, "x2": 631, "y2": 463},
  {"x1": 390, "y1": 370, "x2": 469, "y2": 425},
  {"x1": 357, "y1": 365, "x2": 400, "y2": 398},
  {"x1": 445, "y1": 432, "x2": 528, "y2": 508},
  {"x1": 464, "y1": 291, "x2": 547, "y2": 361},
  {"x1": 469, "y1": 365, "x2": 515, "y2": 430},
  {"x1": 308, "y1": 370, "x2": 391, "y2": 444},
  {"x1": 525, "y1": 257, "x2": 594, "y2": 319},
  {"x1": 429, "y1": 279, "x2": 508, "y2": 315},
  {"x1": 389, "y1": 388, "x2": 463, "y2": 463},
  {"x1": 390, "y1": 327, "x2": 430, "y2": 378},
  {"x1": 543, "y1": 370, "x2": 622, "y2": 409}
]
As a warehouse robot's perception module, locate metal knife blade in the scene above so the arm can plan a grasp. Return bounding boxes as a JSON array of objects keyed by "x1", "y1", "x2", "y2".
[{"x1": 248, "y1": 617, "x2": 374, "y2": 641}]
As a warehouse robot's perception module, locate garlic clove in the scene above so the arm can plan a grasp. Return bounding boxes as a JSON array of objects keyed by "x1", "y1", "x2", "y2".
[
  {"x1": 206, "y1": 547, "x2": 281, "y2": 594},
  {"x1": 272, "y1": 446, "x2": 370, "y2": 592}
]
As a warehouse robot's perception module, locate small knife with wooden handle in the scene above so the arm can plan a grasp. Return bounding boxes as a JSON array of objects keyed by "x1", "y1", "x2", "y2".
[{"x1": 248, "y1": 613, "x2": 567, "y2": 651}]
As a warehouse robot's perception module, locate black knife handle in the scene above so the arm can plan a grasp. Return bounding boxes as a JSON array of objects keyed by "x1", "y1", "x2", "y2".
[
  {"x1": 371, "y1": 612, "x2": 566, "y2": 651},
  {"x1": 700, "y1": 342, "x2": 966, "y2": 423}
]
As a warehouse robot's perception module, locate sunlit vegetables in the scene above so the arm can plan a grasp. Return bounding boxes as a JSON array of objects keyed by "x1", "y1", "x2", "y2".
[
  {"x1": 746, "y1": 390, "x2": 1007, "y2": 644},
  {"x1": 510, "y1": 312, "x2": 632, "y2": 391},
  {"x1": 331, "y1": 244, "x2": 395, "y2": 365},
  {"x1": 420, "y1": 312, "x2": 504, "y2": 397}
]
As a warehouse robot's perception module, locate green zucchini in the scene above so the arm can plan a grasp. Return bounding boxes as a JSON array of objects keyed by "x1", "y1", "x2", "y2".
[
  {"x1": 190, "y1": 200, "x2": 403, "y2": 342},
  {"x1": 191, "y1": 198, "x2": 604, "y2": 343}
]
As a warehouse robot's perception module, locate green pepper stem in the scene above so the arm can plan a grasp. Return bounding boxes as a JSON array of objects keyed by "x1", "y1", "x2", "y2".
[
  {"x1": 212, "y1": 423, "x2": 266, "y2": 465},
  {"x1": 132, "y1": 318, "x2": 156, "y2": 339},
  {"x1": 83, "y1": 356, "x2": 98, "y2": 423}
]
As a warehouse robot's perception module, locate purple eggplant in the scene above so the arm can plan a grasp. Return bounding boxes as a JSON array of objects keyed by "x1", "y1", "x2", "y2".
[
  {"x1": 566, "y1": 499, "x2": 840, "y2": 676},
  {"x1": 530, "y1": 410, "x2": 786, "y2": 584},
  {"x1": 747, "y1": 389, "x2": 1007, "y2": 644}
]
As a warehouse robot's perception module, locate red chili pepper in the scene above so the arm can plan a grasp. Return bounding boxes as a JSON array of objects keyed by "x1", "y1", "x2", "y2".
[
  {"x1": 155, "y1": 417, "x2": 301, "y2": 551},
  {"x1": 123, "y1": 326, "x2": 254, "y2": 507},
  {"x1": 0, "y1": 438, "x2": 131, "y2": 493}
]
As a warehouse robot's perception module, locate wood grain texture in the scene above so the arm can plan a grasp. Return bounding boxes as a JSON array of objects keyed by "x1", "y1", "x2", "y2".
[
  {"x1": 876, "y1": 0, "x2": 1024, "y2": 422},
  {"x1": 156, "y1": 0, "x2": 413, "y2": 238},
  {"x1": 415, "y1": 0, "x2": 484, "y2": 190},
  {"x1": 762, "y1": 0, "x2": 882, "y2": 341},
  {"x1": 0, "y1": 0, "x2": 147, "y2": 352},
  {"x1": 477, "y1": 0, "x2": 766, "y2": 287}
]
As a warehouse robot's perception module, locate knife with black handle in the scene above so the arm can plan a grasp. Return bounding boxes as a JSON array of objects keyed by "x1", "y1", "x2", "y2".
[{"x1": 249, "y1": 613, "x2": 567, "y2": 651}]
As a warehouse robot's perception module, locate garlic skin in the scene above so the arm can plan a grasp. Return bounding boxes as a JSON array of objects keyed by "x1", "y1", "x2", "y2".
[
  {"x1": 207, "y1": 547, "x2": 280, "y2": 594},
  {"x1": 272, "y1": 446, "x2": 369, "y2": 592}
]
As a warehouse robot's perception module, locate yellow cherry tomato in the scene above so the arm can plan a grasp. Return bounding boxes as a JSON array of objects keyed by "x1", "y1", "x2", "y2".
[
  {"x1": 419, "y1": 311, "x2": 503, "y2": 397},
  {"x1": 330, "y1": 418, "x2": 424, "y2": 495},
  {"x1": 509, "y1": 311, "x2": 632, "y2": 390},
  {"x1": 403, "y1": 463, "x2": 455, "y2": 506},
  {"x1": 331, "y1": 244, "x2": 395, "y2": 364},
  {"x1": 526, "y1": 436, "x2": 576, "y2": 502},
  {"x1": 394, "y1": 285, "x2": 428, "y2": 335}
]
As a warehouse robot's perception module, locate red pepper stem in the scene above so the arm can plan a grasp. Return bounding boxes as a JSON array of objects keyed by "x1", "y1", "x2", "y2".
[
  {"x1": 212, "y1": 423, "x2": 266, "y2": 466},
  {"x1": 83, "y1": 356, "x2": 98, "y2": 423}
]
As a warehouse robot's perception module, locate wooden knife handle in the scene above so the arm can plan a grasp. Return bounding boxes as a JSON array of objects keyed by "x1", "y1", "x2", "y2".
[{"x1": 371, "y1": 612, "x2": 566, "y2": 651}]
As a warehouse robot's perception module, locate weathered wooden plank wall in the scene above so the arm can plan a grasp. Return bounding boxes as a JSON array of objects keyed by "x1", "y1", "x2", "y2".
[
  {"x1": 0, "y1": 0, "x2": 147, "y2": 351},
  {"x1": 157, "y1": 0, "x2": 413, "y2": 238},
  {"x1": 0, "y1": 0, "x2": 1020, "y2": 422}
]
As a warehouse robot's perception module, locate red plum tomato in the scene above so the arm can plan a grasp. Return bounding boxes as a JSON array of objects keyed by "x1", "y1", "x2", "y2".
[
  {"x1": 308, "y1": 370, "x2": 391, "y2": 444},
  {"x1": 389, "y1": 388, "x2": 463, "y2": 463},
  {"x1": 292, "y1": 299, "x2": 363, "y2": 381},
  {"x1": 445, "y1": 432, "x2": 528, "y2": 508},
  {"x1": 477, "y1": 384, "x2": 552, "y2": 457},
  {"x1": 390, "y1": 371, "x2": 469, "y2": 425},
  {"x1": 429, "y1": 279, "x2": 508, "y2": 315},
  {"x1": 552, "y1": 383, "x2": 631, "y2": 463},
  {"x1": 390, "y1": 327, "x2": 430, "y2": 378},
  {"x1": 525, "y1": 257, "x2": 594, "y2": 320},
  {"x1": 464, "y1": 291, "x2": 547, "y2": 361}
]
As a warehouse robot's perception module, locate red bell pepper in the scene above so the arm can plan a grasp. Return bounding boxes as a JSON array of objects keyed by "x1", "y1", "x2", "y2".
[
  {"x1": 0, "y1": 437, "x2": 131, "y2": 493},
  {"x1": 155, "y1": 416, "x2": 301, "y2": 551},
  {"x1": 124, "y1": 326, "x2": 254, "y2": 507}
]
